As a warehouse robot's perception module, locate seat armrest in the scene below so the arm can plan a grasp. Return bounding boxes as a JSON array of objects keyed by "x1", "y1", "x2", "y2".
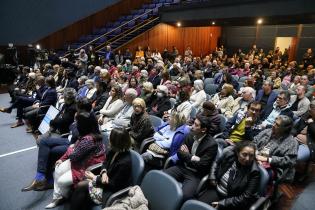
[
  {"x1": 163, "y1": 156, "x2": 173, "y2": 169},
  {"x1": 139, "y1": 137, "x2": 155, "y2": 154},
  {"x1": 249, "y1": 197, "x2": 268, "y2": 210},
  {"x1": 60, "y1": 132, "x2": 70, "y2": 138},
  {"x1": 213, "y1": 133, "x2": 223, "y2": 139},
  {"x1": 195, "y1": 175, "x2": 209, "y2": 195},
  {"x1": 105, "y1": 186, "x2": 133, "y2": 207},
  {"x1": 86, "y1": 163, "x2": 103, "y2": 174}
]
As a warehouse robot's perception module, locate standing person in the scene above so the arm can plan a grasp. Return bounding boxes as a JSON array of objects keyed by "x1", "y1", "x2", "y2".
[
  {"x1": 164, "y1": 115, "x2": 218, "y2": 200},
  {"x1": 70, "y1": 128, "x2": 132, "y2": 210},
  {"x1": 45, "y1": 112, "x2": 105, "y2": 208},
  {"x1": 197, "y1": 141, "x2": 260, "y2": 210}
]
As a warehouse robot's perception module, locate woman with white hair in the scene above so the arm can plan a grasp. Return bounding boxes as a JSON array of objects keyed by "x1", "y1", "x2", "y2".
[
  {"x1": 190, "y1": 79, "x2": 207, "y2": 110},
  {"x1": 85, "y1": 79, "x2": 97, "y2": 101}
]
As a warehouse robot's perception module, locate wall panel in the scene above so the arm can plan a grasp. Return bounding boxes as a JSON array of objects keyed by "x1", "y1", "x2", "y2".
[{"x1": 120, "y1": 23, "x2": 221, "y2": 57}]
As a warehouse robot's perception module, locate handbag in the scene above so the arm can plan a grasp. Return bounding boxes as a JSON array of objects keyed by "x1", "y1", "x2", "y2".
[{"x1": 148, "y1": 142, "x2": 168, "y2": 155}]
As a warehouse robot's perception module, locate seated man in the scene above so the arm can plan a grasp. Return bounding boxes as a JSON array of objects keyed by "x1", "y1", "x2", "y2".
[
  {"x1": 254, "y1": 115, "x2": 298, "y2": 182},
  {"x1": 227, "y1": 87, "x2": 255, "y2": 118},
  {"x1": 164, "y1": 115, "x2": 218, "y2": 200},
  {"x1": 290, "y1": 85, "x2": 310, "y2": 119},
  {"x1": 259, "y1": 90, "x2": 293, "y2": 129},
  {"x1": 255, "y1": 80, "x2": 278, "y2": 115},
  {"x1": 220, "y1": 101, "x2": 262, "y2": 147},
  {"x1": 0, "y1": 75, "x2": 47, "y2": 128}
]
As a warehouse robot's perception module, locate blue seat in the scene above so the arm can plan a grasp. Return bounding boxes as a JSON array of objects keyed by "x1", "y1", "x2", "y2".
[
  {"x1": 204, "y1": 84, "x2": 218, "y2": 96},
  {"x1": 106, "y1": 170, "x2": 183, "y2": 210},
  {"x1": 181, "y1": 200, "x2": 216, "y2": 210},
  {"x1": 169, "y1": 97, "x2": 177, "y2": 109},
  {"x1": 239, "y1": 76, "x2": 248, "y2": 83},
  {"x1": 204, "y1": 78, "x2": 214, "y2": 85},
  {"x1": 149, "y1": 115, "x2": 164, "y2": 129},
  {"x1": 190, "y1": 106, "x2": 197, "y2": 119}
]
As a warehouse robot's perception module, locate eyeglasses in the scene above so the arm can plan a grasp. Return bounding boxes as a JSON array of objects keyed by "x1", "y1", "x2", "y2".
[{"x1": 249, "y1": 107, "x2": 261, "y2": 113}]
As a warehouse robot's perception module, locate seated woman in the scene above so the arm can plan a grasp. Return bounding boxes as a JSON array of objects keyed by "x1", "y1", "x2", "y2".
[
  {"x1": 45, "y1": 111, "x2": 105, "y2": 209},
  {"x1": 129, "y1": 98, "x2": 154, "y2": 149},
  {"x1": 98, "y1": 84, "x2": 124, "y2": 125},
  {"x1": 211, "y1": 84, "x2": 235, "y2": 118},
  {"x1": 148, "y1": 85, "x2": 172, "y2": 118},
  {"x1": 197, "y1": 141, "x2": 260, "y2": 210},
  {"x1": 70, "y1": 128, "x2": 132, "y2": 210},
  {"x1": 21, "y1": 98, "x2": 93, "y2": 192},
  {"x1": 190, "y1": 79, "x2": 207, "y2": 111},
  {"x1": 142, "y1": 111, "x2": 190, "y2": 169}
]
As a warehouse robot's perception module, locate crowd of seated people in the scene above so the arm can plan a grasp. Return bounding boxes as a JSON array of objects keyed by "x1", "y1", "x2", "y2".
[{"x1": 0, "y1": 43, "x2": 315, "y2": 209}]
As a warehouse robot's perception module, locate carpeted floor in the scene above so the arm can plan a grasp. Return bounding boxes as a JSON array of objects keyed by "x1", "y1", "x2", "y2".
[{"x1": 0, "y1": 93, "x2": 68, "y2": 210}]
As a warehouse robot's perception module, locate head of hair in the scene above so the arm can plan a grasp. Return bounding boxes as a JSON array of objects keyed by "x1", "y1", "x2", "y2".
[
  {"x1": 196, "y1": 115, "x2": 210, "y2": 132},
  {"x1": 234, "y1": 140, "x2": 256, "y2": 155},
  {"x1": 109, "y1": 128, "x2": 132, "y2": 152},
  {"x1": 143, "y1": 82, "x2": 153, "y2": 92},
  {"x1": 76, "y1": 97, "x2": 92, "y2": 112},
  {"x1": 170, "y1": 110, "x2": 187, "y2": 129},
  {"x1": 111, "y1": 84, "x2": 123, "y2": 100},
  {"x1": 128, "y1": 76, "x2": 139, "y2": 87},
  {"x1": 132, "y1": 98, "x2": 146, "y2": 110},
  {"x1": 178, "y1": 89, "x2": 190, "y2": 102},
  {"x1": 45, "y1": 75, "x2": 56, "y2": 88},
  {"x1": 202, "y1": 101, "x2": 216, "y2": 112},
  {"x1": 279, "y1": 90, "x2": 291, "y2": 102},
  {"x1": 247, "y1": 101, "x2": 262, "y2": 109},
  {"x1": 125, "y1": 88, "x2": 138, "y2": 99},
  {"x1": 63, "y1": 88, "x2": 77, "y2": 103},
  {"x1": 276, "y1": 115, "x2": 293, "y2": 136},
  {"x1": 76, "y1": 112, "x2": 101, "y2": 139}
]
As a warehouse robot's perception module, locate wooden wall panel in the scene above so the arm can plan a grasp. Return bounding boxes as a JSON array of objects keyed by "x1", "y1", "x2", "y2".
[
  {"x1": 38, "y1": 0, "x2": 151, "y2": 49},
  {"x1": 120, "y1": 23, "x2": 221, "y2": 57}
]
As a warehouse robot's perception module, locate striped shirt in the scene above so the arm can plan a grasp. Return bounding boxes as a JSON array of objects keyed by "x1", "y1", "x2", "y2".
[{"x1": 216, "y1": 162, "x2": 237, "y2": 196}]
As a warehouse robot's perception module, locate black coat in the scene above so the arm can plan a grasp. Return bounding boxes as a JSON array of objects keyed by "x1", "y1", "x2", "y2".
[
  {"x1": 210, "y1": 148, "x2": 260, "y2": 210},
  {"x1": 148, "y1": 96, "x2": 172, "y2": 118},
  {"x1": 50, "y1": 102, "x2": 77, "y2": 134},
  {"x1": 178, "y1": 133, "x2": 218, "y2": 177},
  {"x1": 96, "y1": 150, "x2": 132, "y2": 207}
]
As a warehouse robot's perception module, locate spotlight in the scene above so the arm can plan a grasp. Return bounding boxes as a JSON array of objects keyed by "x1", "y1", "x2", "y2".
[
  {"x1": 257, "y1": 18, "x2": 263, "y2": 24},
  {"x1": 36, "y1": 44, "x2": 41, "y2": 50},
  {"x1": 212, "y1": 21, "x2": 215, "y2": 25},
  {"x1": 177, "y1": 22, "x2": 181, "y2": 27}
]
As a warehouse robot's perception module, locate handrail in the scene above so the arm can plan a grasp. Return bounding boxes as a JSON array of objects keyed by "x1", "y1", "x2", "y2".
[
  {"x1": 97, "y1": 17, "x2": 159, "y2": 52},
  {"x1": 95, "y1": 16, "x2": 159, "y2": 52},
  {"x1": 62, "y1": 8, "x2": 156, "y2": 58}
]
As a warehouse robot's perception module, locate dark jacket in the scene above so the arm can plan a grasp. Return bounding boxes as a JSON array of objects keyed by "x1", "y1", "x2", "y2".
[
  {"x1": 261, "y1": 103, "x2": 294, "y2": 122},
  {"x1": 93, "y1": 92, "x2": 108, "y2": 112},
  {"x1": 39, "y1": 87, "x2": 57, "y2": 107},
  {"x1": 255, "y1": 90, "x2": 278, "y2": 109},
  {"x1": 129, "y1": 112, "x2": 154, "y2": 146},
  {"x1": 209, "y1": 148, "x2": 260, "y2": 210},
  {"x1": 177, "y1": 133, "x2": 218, "y2": 177},
  {"x1": 96, "y1": 150, "x2": 132, "y2": 207},
  {"x1": 148, "y1": 96, "x2": 172, "y2": 118},
  {"x1": 50, "y1": 102, "x2": 77, "y2": 134}
]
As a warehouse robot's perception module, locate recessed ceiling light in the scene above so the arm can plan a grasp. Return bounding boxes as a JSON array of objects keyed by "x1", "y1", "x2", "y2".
[
  {"x1": 177, "y1": 22, "x2": 181, "y2": 27},
  {"x1": 257, "y1": 18, "x2": 263, "y2": 24}
]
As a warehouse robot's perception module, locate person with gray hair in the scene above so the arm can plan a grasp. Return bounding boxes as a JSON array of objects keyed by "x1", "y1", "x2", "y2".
[
  {"x1": 77, "y1": 76, "x2": 89, "y2": 99},
  {"x1": 290, "y1": 85, "x2": 310, "y2": 118},
  {"x1": 190, "y1": 79, "x2": 207, "y2": 110},
  {"x1": 259, "y1": 90, "x2": 293, "y2": 129},
  {"x1": 254, "y1": 115, "x2": 298, "y2": 182},
  {"x1": 228, "y1": 87, "x2": 255, "y2": 118},
  {"x1": 255, "y1": 80, "x2": 278, "y2": 114}
]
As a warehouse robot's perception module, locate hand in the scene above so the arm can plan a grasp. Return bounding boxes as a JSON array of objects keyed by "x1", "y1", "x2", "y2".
[
  {"x1": 180, "y1": 144, "x2": 189, "y2": 153},
  {"x1": 209, "y1": 180, "x2": 217, "y2": 187},
  {"x1": 211, "y1": 201, "x2": 219, "y2": 208},
  {"x1": 85, "y1": 171, "x2": 96, "y2": 180},
  {"x1": 32, "y1": 103, "x2": 40, "y2": 108},
  {"x1": 256, "y1": 155, "x2": 268, "y2": 162},
  {"x1": 101, "y1": 172, "x2": 109, "y2": 184},
  {"x1": 225, "y1": 139, "x2": 235, "y2": 146},
  {"x1": 98, "y1": 116, "x2": 104, "y2": 125},
  {"x1": 245, "y1": 117, "x2": 253, "y2": 127},
  {"x1": 55, "y1": 160, "x2": 63, "y2": 167}
]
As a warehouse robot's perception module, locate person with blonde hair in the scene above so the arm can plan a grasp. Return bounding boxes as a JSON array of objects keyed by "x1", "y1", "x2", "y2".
[
  {"x1": 142, "y1": 110, "x2": 190, "y2": 169},
  {"x1": 129, "y1": 98, "x2": 154, "y2": 149}
]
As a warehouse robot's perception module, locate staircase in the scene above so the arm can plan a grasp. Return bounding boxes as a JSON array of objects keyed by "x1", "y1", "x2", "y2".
[{"x1": 60, "y1": 0, "x2": 179, "y2": 57}]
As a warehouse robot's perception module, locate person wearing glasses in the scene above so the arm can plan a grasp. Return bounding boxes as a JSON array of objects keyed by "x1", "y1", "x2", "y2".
[
  {"x1": 259, "y1": 90, "x2": 293, "y2": 129},
  {"x1": 218, "y1": 101, "x2": 262, "y2": 148},
  {"x1": 254, "y1": 115, "x2": 298, "y2": 183}
]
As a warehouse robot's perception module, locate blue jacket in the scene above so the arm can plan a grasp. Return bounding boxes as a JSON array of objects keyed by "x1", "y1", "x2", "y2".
[
  {"x1": 255, "y1": 90, "x2": 278, "y2": 106},
  {"x1": 156, "y1": 123, "x2": 190, "y2": 162}
]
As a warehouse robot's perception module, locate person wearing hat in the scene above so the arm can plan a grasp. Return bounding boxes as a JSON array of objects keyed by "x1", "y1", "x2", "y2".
[{"x1": 148, "y1": 85, "x2": 172, "y2": 118}]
